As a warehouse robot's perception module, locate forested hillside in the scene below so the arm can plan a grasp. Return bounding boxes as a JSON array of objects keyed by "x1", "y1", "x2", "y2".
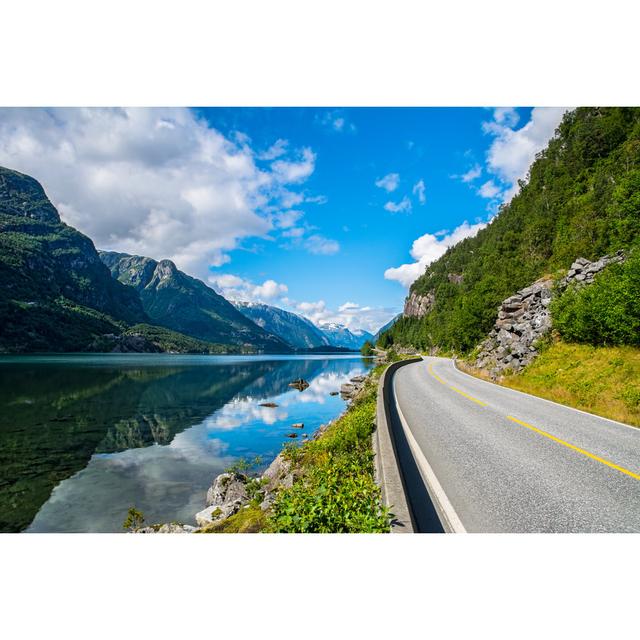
[
  {"x1": 384, "y1": 107, "x2": 640, "y2": 352},
  {"x1": 0, "y1": 167, "x2": 149, "y2": 352}
]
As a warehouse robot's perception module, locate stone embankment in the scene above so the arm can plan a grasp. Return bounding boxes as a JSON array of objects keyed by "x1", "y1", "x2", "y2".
[{"x1": 473, "y1": 251, "x2": 625, "y2": 376}]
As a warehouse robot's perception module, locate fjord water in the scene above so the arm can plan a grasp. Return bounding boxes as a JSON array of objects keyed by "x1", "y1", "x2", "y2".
[{"x1": 0, "y1": 354, "x2": 372, "y2": 533}]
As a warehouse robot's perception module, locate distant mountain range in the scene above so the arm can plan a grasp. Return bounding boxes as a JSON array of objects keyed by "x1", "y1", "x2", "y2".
[
  {"x1": 0, "y1": 165, "x2": 386, "y2": 354},
  {"x1": 100, "y1": 252, "x2": 288, "y2": 352},
  {"x1": 233, "y1": 301, "x2": 330, "y2": 349},
  {"x1": 233, "y1": 302, "x2": 374, "y2": 351},
  {"x1": 317, "y1": 322, "x2": 374, "y2": 350}
]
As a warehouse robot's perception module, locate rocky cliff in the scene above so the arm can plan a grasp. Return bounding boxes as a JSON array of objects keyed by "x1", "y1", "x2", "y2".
[
  {"x1": 403, "y1": 291, "x2": 434, "y2": 318},
  {"x1": 474, "y1": 251, "x2": 626, "y2": 376}
]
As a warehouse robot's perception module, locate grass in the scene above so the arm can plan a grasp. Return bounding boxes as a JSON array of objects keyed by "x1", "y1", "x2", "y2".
[
  {"x1": 495, "y1": 342, "x2": 640, "y2": 427},
  {"x1": 197, "y1": 505, "x2": 267, "y2": 533},
  {"x1": 198, "y1": 365, "x2": 392, "y2": 533},
  {"x1": 265, "y1": 366, "x2": 391, "y2": 533}
]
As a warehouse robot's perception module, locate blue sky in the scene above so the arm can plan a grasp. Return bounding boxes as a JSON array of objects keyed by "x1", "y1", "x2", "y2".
[{"x1": 0, "y1": 107, "x2": 567, "y2": 332}]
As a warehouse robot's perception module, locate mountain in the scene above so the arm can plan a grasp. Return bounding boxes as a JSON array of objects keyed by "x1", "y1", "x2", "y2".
[
  {"x1": 0, "y1": 166, "x2": 149, "y2": 352},
  {"x1": 319, "y1": 323, "x2": 373, "y2": 350},
  {"x1": 233, "y1": 301, "x2": 330, "y2": 349},
  {"x1": 100, "y1": 251, "x2": 290, "y2": 352},
  {"x1": 384, "y1": 107, "x2": 640, "y2": 353},
  {"x1": 373, "y1": 314, "x2": 401, "y2": 342}
]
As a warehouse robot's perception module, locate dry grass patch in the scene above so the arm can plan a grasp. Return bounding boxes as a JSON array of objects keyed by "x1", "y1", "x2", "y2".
[{"x1": 499, "y1": 342, "x2": 640, "y2": 427}]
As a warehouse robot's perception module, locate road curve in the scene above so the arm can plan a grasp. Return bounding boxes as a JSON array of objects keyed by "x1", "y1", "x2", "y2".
[{"x1": 392, "y1": 357, "x2": 640, "y2": 532}]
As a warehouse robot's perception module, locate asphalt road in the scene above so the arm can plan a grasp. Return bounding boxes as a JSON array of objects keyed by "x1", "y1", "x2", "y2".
[{"x1": 392, "y1": 357, "x2": 640, "y2": 532}]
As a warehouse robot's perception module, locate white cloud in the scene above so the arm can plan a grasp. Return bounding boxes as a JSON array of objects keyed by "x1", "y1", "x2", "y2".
[
  {"x1": 293, "y1": 299, "x2": 397, "y2": 334},
  {"x1": 0, "y1": 108, "x2": 319, "y2": 279},
  {"x1": 459, "y1": 164, "x2": 482, "y2": 183},
  {"x1": 493, "y1": 107, "x2": 520, "y2": 128},
  {"x1": 483, "y1": 107, "x2": 568, "y2": 199},
  {"x1": 478, "y1": 180, "x2": 501, "y2": 199},
  {"x1": 209, "y1": 274, "x2": 288, "y2": 303},
  {"x1": 384, "y1": 196, "x2": 412, "y2": 213},
  {"x1": 318, "y1": 110, "x2": 356, "y2": 133},
  {"x1": 271, "y1": 147, "x2": 316, "y2": 183},
  {"x1": 375, "y1": 172, "x2": 400, "y2": 192},
  {"x1": 303, "y1": 234, "x2": 340, "y2": 255},
  {"x1": 384, "y1": 220, "x2": 486, "y2": 287},
  {"x1": 412, "y1": 179, "x2": 426, "y2": 204},
  {"x1": 259, "y1": 138, "x2": 288, "y2": 160}
]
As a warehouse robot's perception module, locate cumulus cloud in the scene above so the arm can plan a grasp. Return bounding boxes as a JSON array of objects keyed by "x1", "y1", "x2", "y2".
[
  {"x1": 259, "y1": 138, "x2": 288, "y2": 160},
  {"x1": 293, "y1": 299, "x2": 397, "y2": 335},
  {"x1": 209, "y1": 274, "x2": 288, "y2": 303},
  {"x1": 384, "y1": 196, "x2": 412, "y2": 213},
  {"x1": 483, "y1": 106, "x2": 568, "y2": 199},
  {"x1": 0, "y1": 108, "x2": 320, "y2": 279},
  {"x1": 384, "y1": 220, "x2": 486, "y2": 287},
  {"x1": 478, "y1": 180, "x2": 501, "y2": 199},
  {"x1": 375, "y1": 172, "x2": 400, "y2": 192},
  {"x1": 271, "y1": 147, "x2": 316, "y2": 183},
  {"x1": 412, "y1": 179, "x2": 426, "y2": 204}
]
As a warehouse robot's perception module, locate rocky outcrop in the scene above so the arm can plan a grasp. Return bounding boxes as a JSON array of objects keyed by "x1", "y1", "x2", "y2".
[
  {"x1": 340, "y1": 374, "x2": 367, "y2": 400},
  {"x1": 557, "y1": 250, "x2": 625, "y2": 289},
  {"x1": 136, "y1": 523, "x2": 197, "y2": 533},
  {"x1": 403, "y1": 291, "x2": 435, "y2": 318},
  {"x1": 195, "y1": 472, "x2": 250, "y2": 527},
  {"x1": 474, "y1": 251, "x2": 626, "y2": 376}
]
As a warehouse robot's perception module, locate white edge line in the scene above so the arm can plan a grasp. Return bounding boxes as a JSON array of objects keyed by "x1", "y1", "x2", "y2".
[
  {"x1": 392, "y1": 373, "x2": 467, "y2": 534},
  {"x1": 446, "y1": 357, "x2": 640, "y2": 434}
]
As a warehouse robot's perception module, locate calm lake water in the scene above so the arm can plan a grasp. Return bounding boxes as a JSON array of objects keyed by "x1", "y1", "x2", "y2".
[{"x1": 0, "y1": 353, "x2": 373, "y2": 533}]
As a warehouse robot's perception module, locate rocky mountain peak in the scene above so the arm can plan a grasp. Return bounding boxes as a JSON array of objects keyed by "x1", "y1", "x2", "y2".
[{"x1": 0, "y1": 166, "x2": 60, "y2": 223}]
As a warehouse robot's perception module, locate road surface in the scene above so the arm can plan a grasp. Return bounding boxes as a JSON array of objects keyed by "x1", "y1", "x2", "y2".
[{"x1": 392, "y1": 357, "x2": 640, "y2": 532}]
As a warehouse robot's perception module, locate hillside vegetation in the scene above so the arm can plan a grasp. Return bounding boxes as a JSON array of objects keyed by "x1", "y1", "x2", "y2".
[
  {"x1": 385, "y1": 108, "x2": 640, "y2": 353},
  {"x1": 501, "y1": 342, "x2": 640, "y2": 427}
]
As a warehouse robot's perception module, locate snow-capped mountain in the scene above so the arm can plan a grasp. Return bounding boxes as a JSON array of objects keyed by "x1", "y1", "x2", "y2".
[
  {"x1": 233, "y1": 301, "x2": 330, "y2": 349},
  {"x1": 317, "y1": 323, "x2": 374, "y2": 350}
]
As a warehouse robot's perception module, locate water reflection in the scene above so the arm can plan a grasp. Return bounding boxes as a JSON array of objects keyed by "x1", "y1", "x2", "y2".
[{"x1": 0, "y1": 355, "x2": 371, "y2": 532}]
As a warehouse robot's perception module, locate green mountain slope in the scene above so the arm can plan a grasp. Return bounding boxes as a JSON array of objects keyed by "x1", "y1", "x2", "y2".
[
  {"x1": 385, "y1": 107, "x2": 640, "y2": 353},
  {"x1": 100, "y1": 251, "x2": 291, "y2": 352},
  {"x1": 0, "y1": 166, "x2": 148, "y2": 352}
]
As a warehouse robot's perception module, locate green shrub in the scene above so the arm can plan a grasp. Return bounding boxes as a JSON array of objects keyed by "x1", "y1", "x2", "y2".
[
  {"x1": 361, "y1": 340, "x2": 374, "y2": 356},
  {"x1": 267, "y1": 377, "x2": 390, "y2": 533},
  {"x1": 551, "y1": 251, "x2": 640, "y2": 346}
]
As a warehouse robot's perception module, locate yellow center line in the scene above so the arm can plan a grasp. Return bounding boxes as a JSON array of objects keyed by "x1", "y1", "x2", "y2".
[
  {"x1": 428, "y1": 363, "x2": 488, "y2": 407},
  {"x1": 507, "y1": 416, "x2": 640, "y2": 481}
]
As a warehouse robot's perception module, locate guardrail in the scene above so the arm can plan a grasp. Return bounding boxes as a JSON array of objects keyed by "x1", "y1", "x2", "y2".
[{"x1": 374, "y1": 357, "x2": 422, "y2": 533}]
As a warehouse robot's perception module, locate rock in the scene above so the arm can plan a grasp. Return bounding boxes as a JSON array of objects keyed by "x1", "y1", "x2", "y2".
[
  {"x1": 196, "y1": 503, "x2": 240, "y2": 527},
  {"x1": 206, "y1": 472, "x2": 249, "y2": 507},
  {"x1": 350, "y1": 375, "x2": 366, "y2": 383},
  {"x1": 473, "y1": 252, "x2": 627, "y2": 376},
  {"x1": 288, "y1": 378, "x2": 310, "y2": 391},
  {"x1": 403, "y1": 291, "x2": 435, "y2": 318},
  {"x1": 135, "y1": 523, "x2": 196, "y2": 534},
  {"x1": 286, "y1": 433, "x2": 298, "y2": 438},
  {"x1": 329, "y1": 391, "x2": 339, "y2": 396}
]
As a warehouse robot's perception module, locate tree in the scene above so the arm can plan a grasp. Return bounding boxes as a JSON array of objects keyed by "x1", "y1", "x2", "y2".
[
  {"x1": 123, "y1": 506, "x2": 145, "y2": 531},
  {"x1": 361, "y1": 340, "x2": 374, "y2": 356}
]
